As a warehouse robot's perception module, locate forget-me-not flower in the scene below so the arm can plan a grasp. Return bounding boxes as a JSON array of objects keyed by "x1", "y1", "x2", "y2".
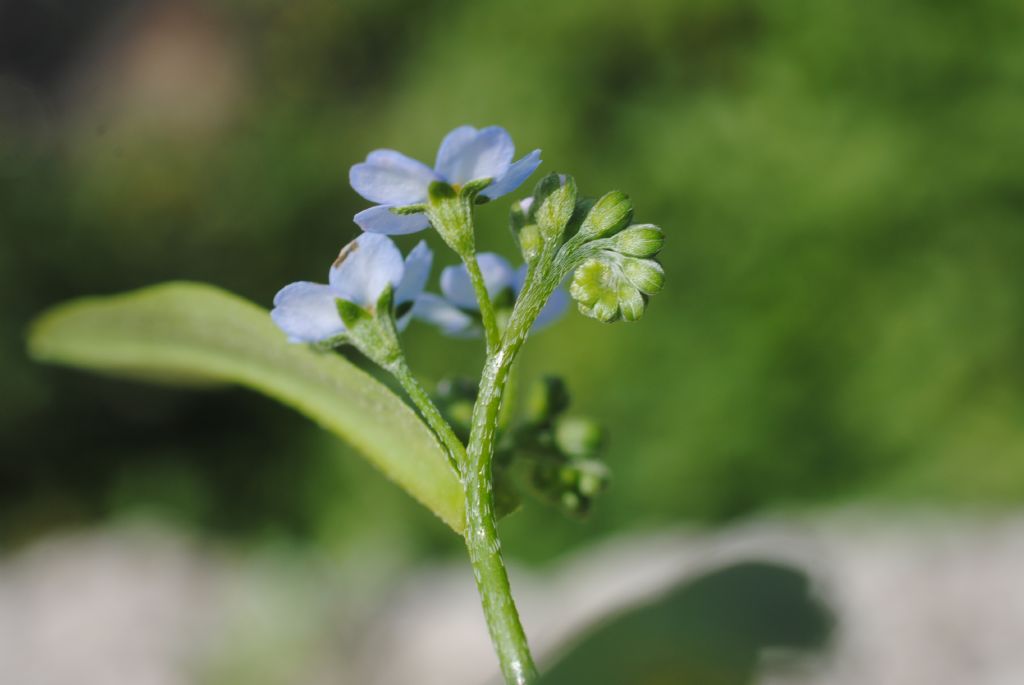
[
  {"x1": 414, "y1": 253, "x2": 569, "y2": 337},
  {"x1": 272, "y1": 233, "x2": 432, "y2": 343},
  {"x1": 349, "y1": 125, "x2": 542, "y2": 235}
]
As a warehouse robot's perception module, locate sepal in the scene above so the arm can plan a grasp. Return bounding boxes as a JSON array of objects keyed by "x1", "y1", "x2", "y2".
[
  {"x1": 460, "y1": 176, "x2": 494, "y2": 204},
  {"x1": 333, "y1": 284, "x2": 403, "y2": 368},
  {"x1": 391, "y1": 204, "x2": 428, "y2": 216},
  {"x1": 425, "y1": 181, "x2": 475, "y2": 256}
]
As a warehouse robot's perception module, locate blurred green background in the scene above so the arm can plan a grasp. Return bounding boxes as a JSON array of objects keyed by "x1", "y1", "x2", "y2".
[{"x1": 2, "y1": 0, "x2": 1023, "y2": 565}]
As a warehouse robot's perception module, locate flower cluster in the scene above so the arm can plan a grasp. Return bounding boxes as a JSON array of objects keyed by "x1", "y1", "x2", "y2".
[
  {"x1": 272, "y1": 125, "x2": 559, "y2": 345},
  {"x1": 271, "y1": 124, "x2": 665, "y2": 350},
  {"x1": 265, "y1": 124, "x2": 666, "y2": 684}
]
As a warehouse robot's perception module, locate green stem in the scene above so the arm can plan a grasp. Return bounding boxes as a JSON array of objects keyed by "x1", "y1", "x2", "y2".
[
  {"x1": 423, "y1": 187, "x2": 565, "y2": 682},
  {"x1": 462, "y1": 272, "x2": 558, "y2": 685},
  {"x1": 463, "y1": 252, "x2": 502, "y2": 354},
  {"x1": 388, "y1": 356, "x2": 466, "y2": 477},
  {"x1": 465, "y1": 349, "x2": 537, "y2": 685},
  {"x1": 497, "y1": 358, "x2": 520, "y2": 432}
]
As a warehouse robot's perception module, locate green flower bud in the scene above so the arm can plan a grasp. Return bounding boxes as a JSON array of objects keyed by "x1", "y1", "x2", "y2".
[
  {"x1": 531, "y1": 173, "x2": 563, "y2": 208},
  {"x1": 575, "y1": 459, "x2": 610, "y2": 498},
  {"x1": 570, "y1": 254, "x2": 663, "y2": 322},
  {"x1": 554, "y1": 416, "x2": 603, "y2": 458},
  {"x1": 560, "y1": 490, "x2": 584, "y2": 514},
  {"x1": 578, "y1": 190, "x2": 633, "y2": 240},
  {"x1": 609, "y1": 224, "x2": 664, "y2": 258},
  {"x1": 509, "y1": 199, "x2": 532, "y2": 233},
  {"x1": 616, "y1": 283, "x2": 646, "y2": 322},
  {"x1": 621, "y1": 257, "x2": 665, "y2": 294},
  {"x1": 570, "y1": 197, "x2": 597, "y2": 227},
  {"x1": 570, "y1": 258, "x2": 620, "y2": 323},
  {"x1": 525, "y1": 375, "x2": 570, "y2": 425},
  {"x1": 535, "y1": 174, "x2": 577, "y2": 243},
  {"x1": 517, "y1": 223, "x2": 543, "y2": 262}
]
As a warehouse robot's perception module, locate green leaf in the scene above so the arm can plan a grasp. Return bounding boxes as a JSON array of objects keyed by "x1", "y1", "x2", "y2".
[
  {"x1": 26, "y1": 281, "x2": 466, "y2": 533},
  {"x1": 541, "y1": 562, "x2": 832, "y2": 684}
]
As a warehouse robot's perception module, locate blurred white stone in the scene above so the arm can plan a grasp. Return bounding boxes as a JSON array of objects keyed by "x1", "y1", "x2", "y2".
[
  {"x1": 0, "y1": 527, "x2": 221, "y2": 685},
  {"x1": 1, "y1": 513, "x2": 1023, "y2": 685}
]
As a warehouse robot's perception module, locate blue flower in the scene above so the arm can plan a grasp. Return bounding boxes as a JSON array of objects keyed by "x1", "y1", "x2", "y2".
[
  {"x1": 349, "y1": 125, "x2": 543, "y2": 235},
  {"x1": 414, "y1": 253, "x2": 569, "y2": 337},
  {"x1": 272, "y1": 233, "x2": 432, "y2": 343}
]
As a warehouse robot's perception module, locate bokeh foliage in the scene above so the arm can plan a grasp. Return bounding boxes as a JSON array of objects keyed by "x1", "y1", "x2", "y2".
[{"x1": 2, "y1": 0, "x2": 1023, "y2": 557}]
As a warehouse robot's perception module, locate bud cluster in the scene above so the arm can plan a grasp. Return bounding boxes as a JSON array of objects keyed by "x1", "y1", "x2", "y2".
[
  {"x1": 567, "y1": 191, "x2": 665, "y2": 322},
  {"x1": 433, "y1": 374, "x2": 611, "y2": 519},
  {"x1": 510, "y1": 376, "x2": 610, "y2": 518},
  {"x1": 510, "y1": 173, "x2": 579, "y2": 265},
  {"x1": 510, "y1": 175, "x2": 665, "y2": 324}
]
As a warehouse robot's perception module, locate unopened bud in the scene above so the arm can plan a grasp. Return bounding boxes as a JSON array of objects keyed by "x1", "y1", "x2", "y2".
[
  {"x1": 535, "y1": 174, "x2": 577, "y2": 243},
  {"x1": 517, "y1": 224, "x2": 543, "y2": 262},
  {"x1": 509, "y1": 197, "x2": 533, "y2": 233},
  {"x1": 570, "y1": 255, "x2": 663, "y2": 323},
  {"x1": 554, "y1": 417, "x2": 603, "y2": 458},
  {"x1": 621, "y1": 257, "x2": 665, "y2": 294},
  {"x1": 575, "y1": 459, "x2": 610, "y2": 498},
  {"x1": 609, "y1": 224, "x2": 664, "y2": 258},
  {"x1": 525, "y1": 376, "x2": 570, "y2": 424},
  {"x1": 578, "y1": 190, "x2": 633, "y2": 240}
]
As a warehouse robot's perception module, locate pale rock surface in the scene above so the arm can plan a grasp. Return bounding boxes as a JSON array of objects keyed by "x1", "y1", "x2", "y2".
[{"x1": 1, "y1": 514, "x2": 1022, "y2": 685}]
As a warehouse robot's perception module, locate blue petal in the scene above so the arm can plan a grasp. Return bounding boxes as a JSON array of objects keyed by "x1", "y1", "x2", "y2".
[
  {"x1": 412, "y1": 293, "x2": 478, "y2": 337},
  {"x1": 328, "y1": 233, "x2": 404, "y2": 307},
  {"x1": 440, "y1": 253, "x2": 515, "y2": 310},
  {"x1": 482, "y1": 149, "x2": 542, "y2": 200},
  {"x1": 477, "y1": 253, "x2": 517, "y2": 296},
  {"x1": 355, "y1": 205, "x2": 431, "y2": 235},
  {"x1": 533, "y1": 287, "x2": 570, "y2": 331},
  {"x1": 434, "y1": 125, "x2": 514, "y2": 186},
  {"x1": 271, "y1": 282, "x2": 345, "y2": 343},
  {"x1": 395, "y1": 241, "x2": 433, "y2": 331},
  {"x1": 514, "y1": 196, "x2": 535, "y2": 215},
  {"x1": 349, "y1": 149, "x2": 437, "y2": 205}
]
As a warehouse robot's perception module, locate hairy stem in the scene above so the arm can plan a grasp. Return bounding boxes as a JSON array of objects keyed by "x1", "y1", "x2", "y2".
[
  {"x1": 463, "y1": 252, "x2": 502, "y2": 354},
  {"x1": 463, "y1": 269, "x2": 558, "y2": 685},
  {"x1": 388, "y1": 357, "x2": 466, "y2": 477},
  {"x1": 465, "y1": 348, "x2": 536, "y2": 685}
]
